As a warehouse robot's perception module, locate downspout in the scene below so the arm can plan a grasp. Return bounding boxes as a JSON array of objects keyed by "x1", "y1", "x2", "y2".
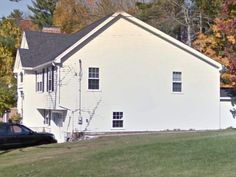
[
  {"x1": 219, "y1": 96, "x2": 221, "y2": 130},
  {"x1": 53, "y1": 63, "x2": 61, "y2": 109},
  {"x1": 219, "y1": 66, "x2": 225, "y2": 130},
  {"x1": 57, "y1": 64, "x2": 61, "y2": 106},
  {"x1": 78, "y1": 59, "x2": 83, "y2": 126}
]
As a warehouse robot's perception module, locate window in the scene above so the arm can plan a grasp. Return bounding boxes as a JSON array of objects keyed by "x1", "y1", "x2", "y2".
[
  {"x1": 20, "y1": 72, "x2": 23, "y2": 83},
  {"x1": 10, "y1": 125, "x2": 30, "y2": 135},
  {"x1": 44, "y1": 110, "x2": 51, "y2": 126},
  {"x1": 48, "y1": 69, "x2": 52, "y2": 91},
  {"x1": 172, "y1": 72, "x2": 182, "y2": 92},
  {"x1": 88, "y1": 67, "x2": 99, "y2": 90},
  {"x1": 47, "y1": 66, "x2": 54, "y2": 92},
  {"x1": 36, "y1": 72, "x2": 43, "y2": 92},
  {"x1": 20, "y1": 91, "x2": 24, "y2": 99},
  {"x1": 112, "y1": 112, "x2": 123, "y2": 128}
]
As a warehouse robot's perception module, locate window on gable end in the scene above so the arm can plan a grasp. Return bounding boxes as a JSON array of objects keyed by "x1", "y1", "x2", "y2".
[
  {"x1": 172, "y1": 72, "x2": 182, "y2": 93},
  {"x1": 20, "y1": 72, "x2": 23, "y2": 83},
  {"x1": 36, "y1": 72, "x2": 43, "y2": 92},
  {"x1": 88, "y1": 67, "x2": 99, "y2": 90},
  {"x1": 112, "y1": 112, "x2": 123, "y2": 128},
  {"x1": 47, "y1": 66, "x2": 55, "y2": 92}
]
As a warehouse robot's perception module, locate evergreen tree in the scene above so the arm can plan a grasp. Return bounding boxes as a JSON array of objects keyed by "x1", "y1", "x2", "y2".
[
  {"x1": 28, "y1": 0, "x2": 58, "y2": 29},
  {"x1": 8, "y1": 9, "x2": 23, "y2": 24}
]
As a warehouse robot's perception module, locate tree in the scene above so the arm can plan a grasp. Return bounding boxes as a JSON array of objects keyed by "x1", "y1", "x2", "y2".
[
  {"x1": 53, "y1": 0, "x2": 90, "y2": 33},
  {"x1": 193, "y1": 0, "x2": 236, "y2": 87},
  {"x1": 0, "y1": 19, "x2": 21, "y2": 80},
  {"x1": 0, "y1": 18, "x2": 21, "y2": 115},
  {"x1": 136, "y1": 0, "x2": 188, "y2": 43},
  {"x1": 92, "y1": 0, "x2": 138, "y2": 18},
  {"x1": 136, "y1": 0, "x2": 222, "y2": 46},
  {"x1": 193, "y1": 0, "x2": 222, "y2": 33},
  {"x1": 216, "y1": 0, "x2": 236, "y2": 87},
  {"x1": 53, "y1": 0, "x2": 138, "y2": 34},
  {"x1": 0, "y1": 81, "x2": 16, "y2": 117},
  {"x1": 8, "y1": 9, "x2": 23, "y2": 24},
  {"x1": 28, "y1": 0, "x2": 58, "y2": 29}
]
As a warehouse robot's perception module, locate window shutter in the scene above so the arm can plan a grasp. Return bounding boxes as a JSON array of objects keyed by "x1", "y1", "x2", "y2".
[
  {"x1": 42, "y1": 69, "x2": 45, "y2": 92},
  {"x1": 52, "y1": 66, "x2": 54, "y2": 91},
  {"x1": 46, "y1": 68, "x2": 49, "y2": 92},
  {"x1": 35, "y1": 71, "x2": 37, "y2": 92}
]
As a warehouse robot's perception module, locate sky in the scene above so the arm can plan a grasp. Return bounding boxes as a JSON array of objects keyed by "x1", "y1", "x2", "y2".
[{"x1": 0, "y1": 0, "x2": 32, "y2": 17}]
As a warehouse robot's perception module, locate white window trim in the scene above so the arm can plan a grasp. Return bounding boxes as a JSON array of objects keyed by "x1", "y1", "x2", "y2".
[
  {"x1": 172, "y1": 71, "x2": 183, "y2": 94},
  {"x1": 44, "y1": 110, "x2": 51, "y2": 126},
  {"x1": 48, "y1": 68, "x2": 53, "y2": 92},
  {"x1": 20, "y1": 72, "x2": 23, "y2": 83},
  {"x1": 88, "y1": 67, "x2": 100, "y2": 91},
  {"x1": 36, "y1": 72, "x2": 43, "y2": 93},
  {"x1": 111, "y1": 112, "x2": 124, "y2": 129}
]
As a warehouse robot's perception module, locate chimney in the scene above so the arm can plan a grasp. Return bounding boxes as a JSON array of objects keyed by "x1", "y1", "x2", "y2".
[
  {"x1": 42, "y1": 27, "x2": 61, "y2": 34},
  {"x1": 19, "y1": 19, "x2": 34, "y2": 31}
]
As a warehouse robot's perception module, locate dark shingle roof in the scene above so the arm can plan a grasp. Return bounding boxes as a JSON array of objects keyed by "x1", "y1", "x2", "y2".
[
  {"x1": 20, "y1": 15, "x2": 111, "y2": 68},
  {"x1": 220, "y1": 88, "x2": 236, "y2": 97}
]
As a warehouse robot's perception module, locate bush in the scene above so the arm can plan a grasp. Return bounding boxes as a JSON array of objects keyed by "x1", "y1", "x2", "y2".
[{"x1": 9, "y1": 113, "x2": 22, "y2": 123}]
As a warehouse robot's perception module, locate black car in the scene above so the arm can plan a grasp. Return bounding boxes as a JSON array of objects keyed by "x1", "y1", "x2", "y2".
[{"x1": 0, "y1": 123, "x2": 57, "y2": 150}]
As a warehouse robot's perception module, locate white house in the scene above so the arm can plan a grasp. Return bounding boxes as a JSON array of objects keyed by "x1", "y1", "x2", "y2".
[{"x1": 13, "y1": 12, "x2": 236, "y2": 142}]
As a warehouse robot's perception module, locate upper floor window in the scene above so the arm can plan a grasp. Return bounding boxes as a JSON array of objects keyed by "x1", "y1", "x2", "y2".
[
  {"x1": 36, "y1": 72, "x2": 43, "y2": 92},
  {"x1": 172, "y1": 72, "x2": 182, "y2": 92},
  {"x1": 20, "y1": 72, "x2": 23, "y2": 83},
  {"x1": 47, "y1": 66, "x2": 54, "y2": 92},
  {"x1": 112, "y1": 112, "x2": 123, "y2": 128},
  {"x1": 88, "y1": 67, "x2": 99, "y2": 90}
]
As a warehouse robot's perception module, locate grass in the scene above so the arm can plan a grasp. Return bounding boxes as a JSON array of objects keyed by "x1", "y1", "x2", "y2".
[{"x1": 1, "y1": 130, "x2": 236, "y2": 177}]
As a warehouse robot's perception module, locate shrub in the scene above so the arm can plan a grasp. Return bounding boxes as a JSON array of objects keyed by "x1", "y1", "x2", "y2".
[{"x1": 9, "y1": 113, "x2": 22, "y2": 123}]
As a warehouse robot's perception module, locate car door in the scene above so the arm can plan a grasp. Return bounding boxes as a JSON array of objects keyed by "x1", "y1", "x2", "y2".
[
  {"x1": 0, "y1": 124, "x2": 21, "y2": 149},
  {"x1": 18, "y1": 125, "x2": 39, "y2": 146},
  {"x1": 7, "y1": 124, "x2": 24, "y2": 148},
  {"x1": 10, "y1": 124, "x2": 36, "y2": 148},
  {"x1": 0, "y1": 124, "x2": 10, "y2": 149}
]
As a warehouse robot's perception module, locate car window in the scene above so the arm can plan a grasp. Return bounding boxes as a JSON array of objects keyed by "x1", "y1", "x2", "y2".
[
  {"x1": 20, "y1": 126, "x2": 31, "y2": 134},
  {"x1": 10, "y1": 125, "x2": 30, "y2": 135}
]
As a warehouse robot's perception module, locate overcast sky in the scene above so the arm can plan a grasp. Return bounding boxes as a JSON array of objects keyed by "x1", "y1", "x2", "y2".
[{"x1": 0, "y1": 0, "x2": 32, "y2": 17}]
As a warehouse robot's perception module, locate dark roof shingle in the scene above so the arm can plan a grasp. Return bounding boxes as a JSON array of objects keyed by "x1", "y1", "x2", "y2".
[{"x1": 20, "y1": 15, "x2": 111, "y2": 68}]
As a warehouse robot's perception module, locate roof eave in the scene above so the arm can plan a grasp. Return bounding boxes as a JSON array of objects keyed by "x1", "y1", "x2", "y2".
[
  {"x1": 121, "y1": 14, "x2": 222, "y2": 70},
  {"x1": 21, "y1": 61, "x2": 54, "y2": 70},
  {"x1": 53, "y1": 12, "x2": 222, "y2": 70}
]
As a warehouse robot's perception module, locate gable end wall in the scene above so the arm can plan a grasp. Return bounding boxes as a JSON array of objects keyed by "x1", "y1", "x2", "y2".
[{"x1": 59, "y1": 18, "x2": 221, "y2": 132}]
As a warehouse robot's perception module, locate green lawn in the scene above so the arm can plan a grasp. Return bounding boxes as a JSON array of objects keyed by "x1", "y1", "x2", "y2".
[{"x1": 1, "y1": 130, "x2": 236, "y2": 177}]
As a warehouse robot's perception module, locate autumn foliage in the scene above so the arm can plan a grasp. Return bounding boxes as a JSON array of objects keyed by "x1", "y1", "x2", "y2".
[
  {"x1": 193, "y1": 0, "x2": 236, "y2": 88},
  {"x1": 53, "y1": 0, "x2": 90, "y2": 33}
]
